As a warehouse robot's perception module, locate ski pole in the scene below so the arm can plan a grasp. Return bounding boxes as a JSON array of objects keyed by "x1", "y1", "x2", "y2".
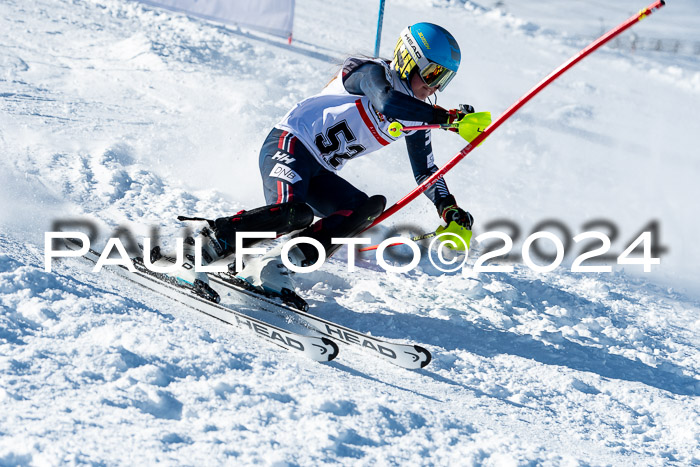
[
  {"x1": 389, "y1": 122, "x2": 455, "y2": 133},
  {"x1": 359, "y1": 221, "x2": 472, "y2": 252},
  {"x1": 358, "y1": 230, "x2": 438, "y2": 252},
  {"x1": 387, "y1": 112, "x2": 492, "y2": 142},
  {"x1": 366, "y1": 0, "x2": 666, "y2": 230}
]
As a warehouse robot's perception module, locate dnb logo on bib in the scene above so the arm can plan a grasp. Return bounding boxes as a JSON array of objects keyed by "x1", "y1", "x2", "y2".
[{"x1": 270, "y1": 163, "x2": 302, "y2": 184}]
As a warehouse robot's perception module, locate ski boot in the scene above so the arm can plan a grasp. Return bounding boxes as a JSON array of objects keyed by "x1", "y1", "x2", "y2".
[
  {"x1": 148, "y1": 229, "x2": 226, "y2": 303},
  {"x1": 171, "y1": 201, "x2": 314, "y2": 306},
  {"x1": 235, "y1": 242, "x2": 310, "y2": 311},
  {"x1": 177, "y1": 201, "x2": 314, "y2": 267},
  {"x1": 233, "y1": 195, "x2": 386, "y2": 311}
]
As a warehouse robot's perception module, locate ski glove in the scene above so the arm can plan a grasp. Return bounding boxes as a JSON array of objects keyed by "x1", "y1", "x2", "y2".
[
  {"x1": 440, "y1": 204, "x2": 474, "y2": 230},
  {"x1": 433, "y1": 104, "x2": 475, "y2": 126},
  {"x1": 448, "y1": 104, "x2": 476, "y2": 124}
]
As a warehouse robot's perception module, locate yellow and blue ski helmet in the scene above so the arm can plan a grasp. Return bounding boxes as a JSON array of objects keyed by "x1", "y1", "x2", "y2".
[{"x1": 392, "y1": 23, "x2": 461, "y2": 91}]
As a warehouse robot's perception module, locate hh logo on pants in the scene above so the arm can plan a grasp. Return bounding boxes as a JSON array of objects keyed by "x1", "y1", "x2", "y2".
[
  {"x1": 271, "y1": 151, "x2": 295, "y2": 164},
  {"x1": 270, "y1": 163, "x2": 302, "y2": 184}
]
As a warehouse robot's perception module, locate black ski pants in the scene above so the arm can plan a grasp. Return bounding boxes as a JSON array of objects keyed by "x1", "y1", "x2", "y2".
[{"x1": 258, "y1": 128, "x2": 369, "y2": 216}]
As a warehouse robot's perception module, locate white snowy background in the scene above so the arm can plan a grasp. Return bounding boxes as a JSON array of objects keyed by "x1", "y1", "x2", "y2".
[{"x1": 1, "y1": 0, "x2": 699, "y2": 465}]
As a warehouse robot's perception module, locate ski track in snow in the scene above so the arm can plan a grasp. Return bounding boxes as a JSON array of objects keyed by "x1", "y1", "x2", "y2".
[{"x1": 1, "y1": 0, "x2": 699, "y2": 465}]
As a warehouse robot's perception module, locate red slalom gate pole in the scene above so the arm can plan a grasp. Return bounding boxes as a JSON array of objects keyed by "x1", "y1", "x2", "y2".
[{"x1": 368, "y1": 0, "x2": 666, "y2": 229}]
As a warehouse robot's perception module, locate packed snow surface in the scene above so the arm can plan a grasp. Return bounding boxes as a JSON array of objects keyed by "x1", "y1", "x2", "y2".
[{"x1": 1, "y1": 0, "x2": 699, "y2": 465}]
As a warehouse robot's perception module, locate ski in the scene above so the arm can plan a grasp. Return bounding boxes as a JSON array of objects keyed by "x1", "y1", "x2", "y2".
[
  {"x1": 208, "y1": 272, "x2": 432, "y2": 370},
  {"x1": 62, "y1": 240, "x2": 339, "y2": 362}
]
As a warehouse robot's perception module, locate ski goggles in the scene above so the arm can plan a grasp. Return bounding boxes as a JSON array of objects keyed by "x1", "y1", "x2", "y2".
[{"x1": 418, "y1": 62, "x2": 456, "y2": 90}]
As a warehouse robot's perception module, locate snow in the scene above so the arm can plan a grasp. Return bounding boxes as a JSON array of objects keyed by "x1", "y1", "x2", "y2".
[{"x1": 1, "y1": 0, "x2": 699, "y2": 465}]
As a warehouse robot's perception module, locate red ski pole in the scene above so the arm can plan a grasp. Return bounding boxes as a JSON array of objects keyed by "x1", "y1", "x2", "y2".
[{"x1": 368, "y1": 0, "x2": 666, "y2": 229}]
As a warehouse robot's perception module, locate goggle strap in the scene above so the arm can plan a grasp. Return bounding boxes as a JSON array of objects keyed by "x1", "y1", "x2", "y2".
[{"x1": 399, "y1": 27, "x2": 431, "y2": 71}]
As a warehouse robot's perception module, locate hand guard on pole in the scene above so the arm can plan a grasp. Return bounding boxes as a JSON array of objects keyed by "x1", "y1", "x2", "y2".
[
  {"x1": 436, "y1": 104, "x2": 475, "y2": 126},
  {"x1": 440, "y1": 204, "x2": 474, "y2": 230},
  {"x1": 446, "y1": 104, "x2": 476, "y2": 135}
]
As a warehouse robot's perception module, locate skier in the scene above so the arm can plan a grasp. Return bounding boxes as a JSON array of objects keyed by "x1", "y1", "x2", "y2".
[{"x1": 174, "y1": 23, "x2": 476, "y2": 306}]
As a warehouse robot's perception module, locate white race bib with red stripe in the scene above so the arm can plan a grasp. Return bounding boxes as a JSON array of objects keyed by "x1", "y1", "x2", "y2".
[{"x1": 276, "y1": 58, "x2": 424, "y2": 172}]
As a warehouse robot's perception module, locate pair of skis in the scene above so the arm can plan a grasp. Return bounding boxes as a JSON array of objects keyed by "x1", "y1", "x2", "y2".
[
  {"x1": 64, "y1": 241, "x2": 431, "y2": 369},
  {"x1": 208, "y1": 272, "x2": 431, "y2": 368}
]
